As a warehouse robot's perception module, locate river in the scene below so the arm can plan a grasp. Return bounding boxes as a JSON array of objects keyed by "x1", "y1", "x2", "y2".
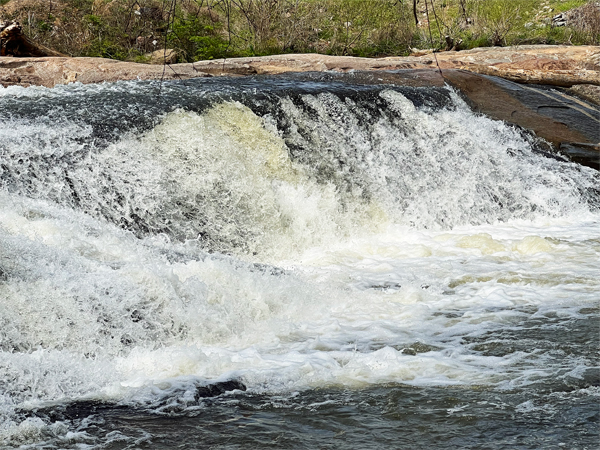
[{"x1": 0, "y1": 74, "x2": 598, "y2": 449}]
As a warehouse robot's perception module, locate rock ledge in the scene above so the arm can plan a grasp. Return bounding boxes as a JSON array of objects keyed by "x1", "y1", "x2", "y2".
[{"x1": 1, "y1": 45, "x2": 598, "y2": 88}]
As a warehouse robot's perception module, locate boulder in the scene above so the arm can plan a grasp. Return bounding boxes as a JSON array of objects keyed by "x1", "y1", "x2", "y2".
[{"x1": 146, "y1": 48, "x2": 178, "y2": 65}]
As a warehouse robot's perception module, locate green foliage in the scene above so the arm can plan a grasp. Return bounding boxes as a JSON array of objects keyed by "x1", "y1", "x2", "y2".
[
  {"x1": 189, "y1": 34, "x2": 230, "y2": 60},
  {"x1": 474, "y1": 0, "x2": 537, "y2": 45},
  {"x1": 411, "y1": 0, "x2": 597, "y2": 50},
  {"x1": 84, "y1": 14, "x2": 104, "y2": 28},
  {"x1": 323, "y1": 0, "x2": 415, "y2": 56},
  {"x1": 168, "y1": 11, "x2": 231, "y2": 61},
  {"x1": 38, "y1": 20, "x2": 53, "y2": 32},
  {"x1": 82, "y1": 38, "x2": 128, "y2": 60},
  {"x1": 1, "y1": 0, "x2": 598, "y2": 61},
  {"x1": 549, "y1": 0, "x2": 589, "y2": 12}
]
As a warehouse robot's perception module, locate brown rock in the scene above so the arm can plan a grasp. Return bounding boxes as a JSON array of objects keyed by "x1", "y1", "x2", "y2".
[
  {"x1": 443, "y1": 70, "x2": 596, "y2": 147},
  {"x1": 187, "y1": 45, "x2": 599, "y2": 86},
  {"x1": 146, "y1": 49, "x2": 178, "y2": 65},
  {"x1": 0, "y1": 57, "x2": 211, "y2": 88},
  {"x1": 1, "y1": 44, "x2": 598, "y2": 88},
  {"x1": 443, "y1": 70, "x2": 599, "y2": 170},
  {"x1": 426, "y1": 45, "x2": 600, "y2": 87}
]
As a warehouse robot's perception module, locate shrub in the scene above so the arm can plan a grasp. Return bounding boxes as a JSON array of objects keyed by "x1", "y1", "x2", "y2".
[{"x1": 0, "y1": 0, "x2": 597, "y2": 61}]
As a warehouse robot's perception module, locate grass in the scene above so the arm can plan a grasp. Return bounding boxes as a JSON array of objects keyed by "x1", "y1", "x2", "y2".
[{"x1": 0, "y1": 0, "x2": 597, "y2": 62}]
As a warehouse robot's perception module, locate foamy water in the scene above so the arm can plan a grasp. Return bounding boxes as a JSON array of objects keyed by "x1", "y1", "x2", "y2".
[{"x1": 0, "y1": 76, "x2": 598, "y2": 448}]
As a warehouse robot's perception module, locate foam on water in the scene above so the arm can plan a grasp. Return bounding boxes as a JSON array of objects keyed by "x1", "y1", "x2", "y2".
[{"x1": 0, "y1": 79, "x2": 598, "y2": 445}]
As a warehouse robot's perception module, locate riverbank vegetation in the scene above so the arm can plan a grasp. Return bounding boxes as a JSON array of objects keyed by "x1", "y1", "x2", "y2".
[{"x1": 1, "y1": 0, "x2": 598, "y2": 62}]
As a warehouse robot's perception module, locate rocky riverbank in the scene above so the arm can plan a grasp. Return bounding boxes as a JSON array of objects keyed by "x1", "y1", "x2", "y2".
[{"x1": 1, "y1": 45, "x2": 598, "y2": 88}]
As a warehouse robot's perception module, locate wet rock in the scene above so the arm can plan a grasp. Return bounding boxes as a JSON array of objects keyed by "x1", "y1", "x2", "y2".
[
  {"x1": 21, "y1": 400, "x2": 128, "y2": 422},
  {"x1": 21, "y1": 379, "x2": 248, "y2": 422},
  {"x1": 443, "y1": 70, "x2": 600, "y2": 170},
  {"x1": 559, "y1": 143, "x2": 600, "y2": 171},
  {"x1": 194, "y1": 380, "x2": 247, "y2": 401},
  {"x1": 569, "y1": 84, "x2": 600, "y2": 106}
]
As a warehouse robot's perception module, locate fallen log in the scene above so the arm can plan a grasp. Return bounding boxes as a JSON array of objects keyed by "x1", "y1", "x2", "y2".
[{"x1": 0, "y1": 20, "x2": 65, "y2": 57}]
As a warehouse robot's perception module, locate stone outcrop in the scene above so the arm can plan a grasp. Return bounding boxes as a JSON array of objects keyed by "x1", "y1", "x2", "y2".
[
  {"x1": 432, "y1": 45, "x2": 599, "y2": 87},
  {"x1": 442, "y1": 70, "x2": 600, "y2": 170},
  {"x1": 1, "y1": 45, "x2": 598, "y2": 88},
  {"x1": 0, "y1": 56, "x2": 211, "y2": 87}
]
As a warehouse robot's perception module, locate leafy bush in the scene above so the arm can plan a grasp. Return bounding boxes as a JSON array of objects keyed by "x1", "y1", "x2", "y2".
[{"x1": 0, "y1": 0, "x2": 597, "y2": 61}]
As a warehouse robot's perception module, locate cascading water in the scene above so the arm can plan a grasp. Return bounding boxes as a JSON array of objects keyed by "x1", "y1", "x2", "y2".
[{"x1": 0, "y1": 75, "x2": 598, "y2": 449}]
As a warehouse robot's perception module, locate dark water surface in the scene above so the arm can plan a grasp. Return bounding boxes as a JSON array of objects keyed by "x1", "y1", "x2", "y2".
[{"x1": 31, "y1": 383, "x2": 599, "y2": 449}]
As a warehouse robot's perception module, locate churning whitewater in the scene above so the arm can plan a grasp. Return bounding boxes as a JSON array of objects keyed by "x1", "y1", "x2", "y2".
[{"x1": 0, "y1": 75, "x2": 598, "y2": 449}]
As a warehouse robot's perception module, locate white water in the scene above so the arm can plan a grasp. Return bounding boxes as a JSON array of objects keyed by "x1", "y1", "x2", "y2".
[{"x1": 0, "y1": 81, "x2": 598, "y2": 445}]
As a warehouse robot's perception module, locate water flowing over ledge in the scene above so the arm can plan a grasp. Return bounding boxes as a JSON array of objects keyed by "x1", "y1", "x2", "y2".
[
  {"x1": 0, "y1": 68, "x2": 599, "y2": 449},
  {"x1": 2, "y1": 45, "x2": 598, "y2": 169}
]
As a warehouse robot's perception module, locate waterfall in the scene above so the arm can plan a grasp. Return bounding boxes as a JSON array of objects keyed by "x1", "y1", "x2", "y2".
[{"x1": 1, "y1": 76, "x2": 598, "y2": 448}]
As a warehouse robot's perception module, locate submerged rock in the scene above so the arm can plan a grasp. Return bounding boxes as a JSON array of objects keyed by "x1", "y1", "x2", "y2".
[
  {"x1": 194, "y1": 380, "x2": 247, "y2": 401},
  {"x1": 20, "y1": 379, "x2": 248, "y2": 423}
]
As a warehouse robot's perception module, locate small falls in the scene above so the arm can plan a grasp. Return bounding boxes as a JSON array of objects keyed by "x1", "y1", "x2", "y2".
[
  {"x1": 0, "y1": 75, "x2": 598, "y2": 448},
  {"x1": 1, "y1": 77, "x2": 598, "y2": 261}
]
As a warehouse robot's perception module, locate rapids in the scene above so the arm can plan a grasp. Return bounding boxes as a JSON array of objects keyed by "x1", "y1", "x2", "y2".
[{"x1": 0, "y1": 74, "x2": 598, "y2": 449}]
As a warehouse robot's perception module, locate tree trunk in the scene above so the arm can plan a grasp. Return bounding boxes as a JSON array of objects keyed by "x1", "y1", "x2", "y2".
[
  {"x1": 0, "y1": 20, "x2": 65, "y2": 57},
  {"x1": 413, "y1": 0, "x2": 419, "y2": 26}
]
